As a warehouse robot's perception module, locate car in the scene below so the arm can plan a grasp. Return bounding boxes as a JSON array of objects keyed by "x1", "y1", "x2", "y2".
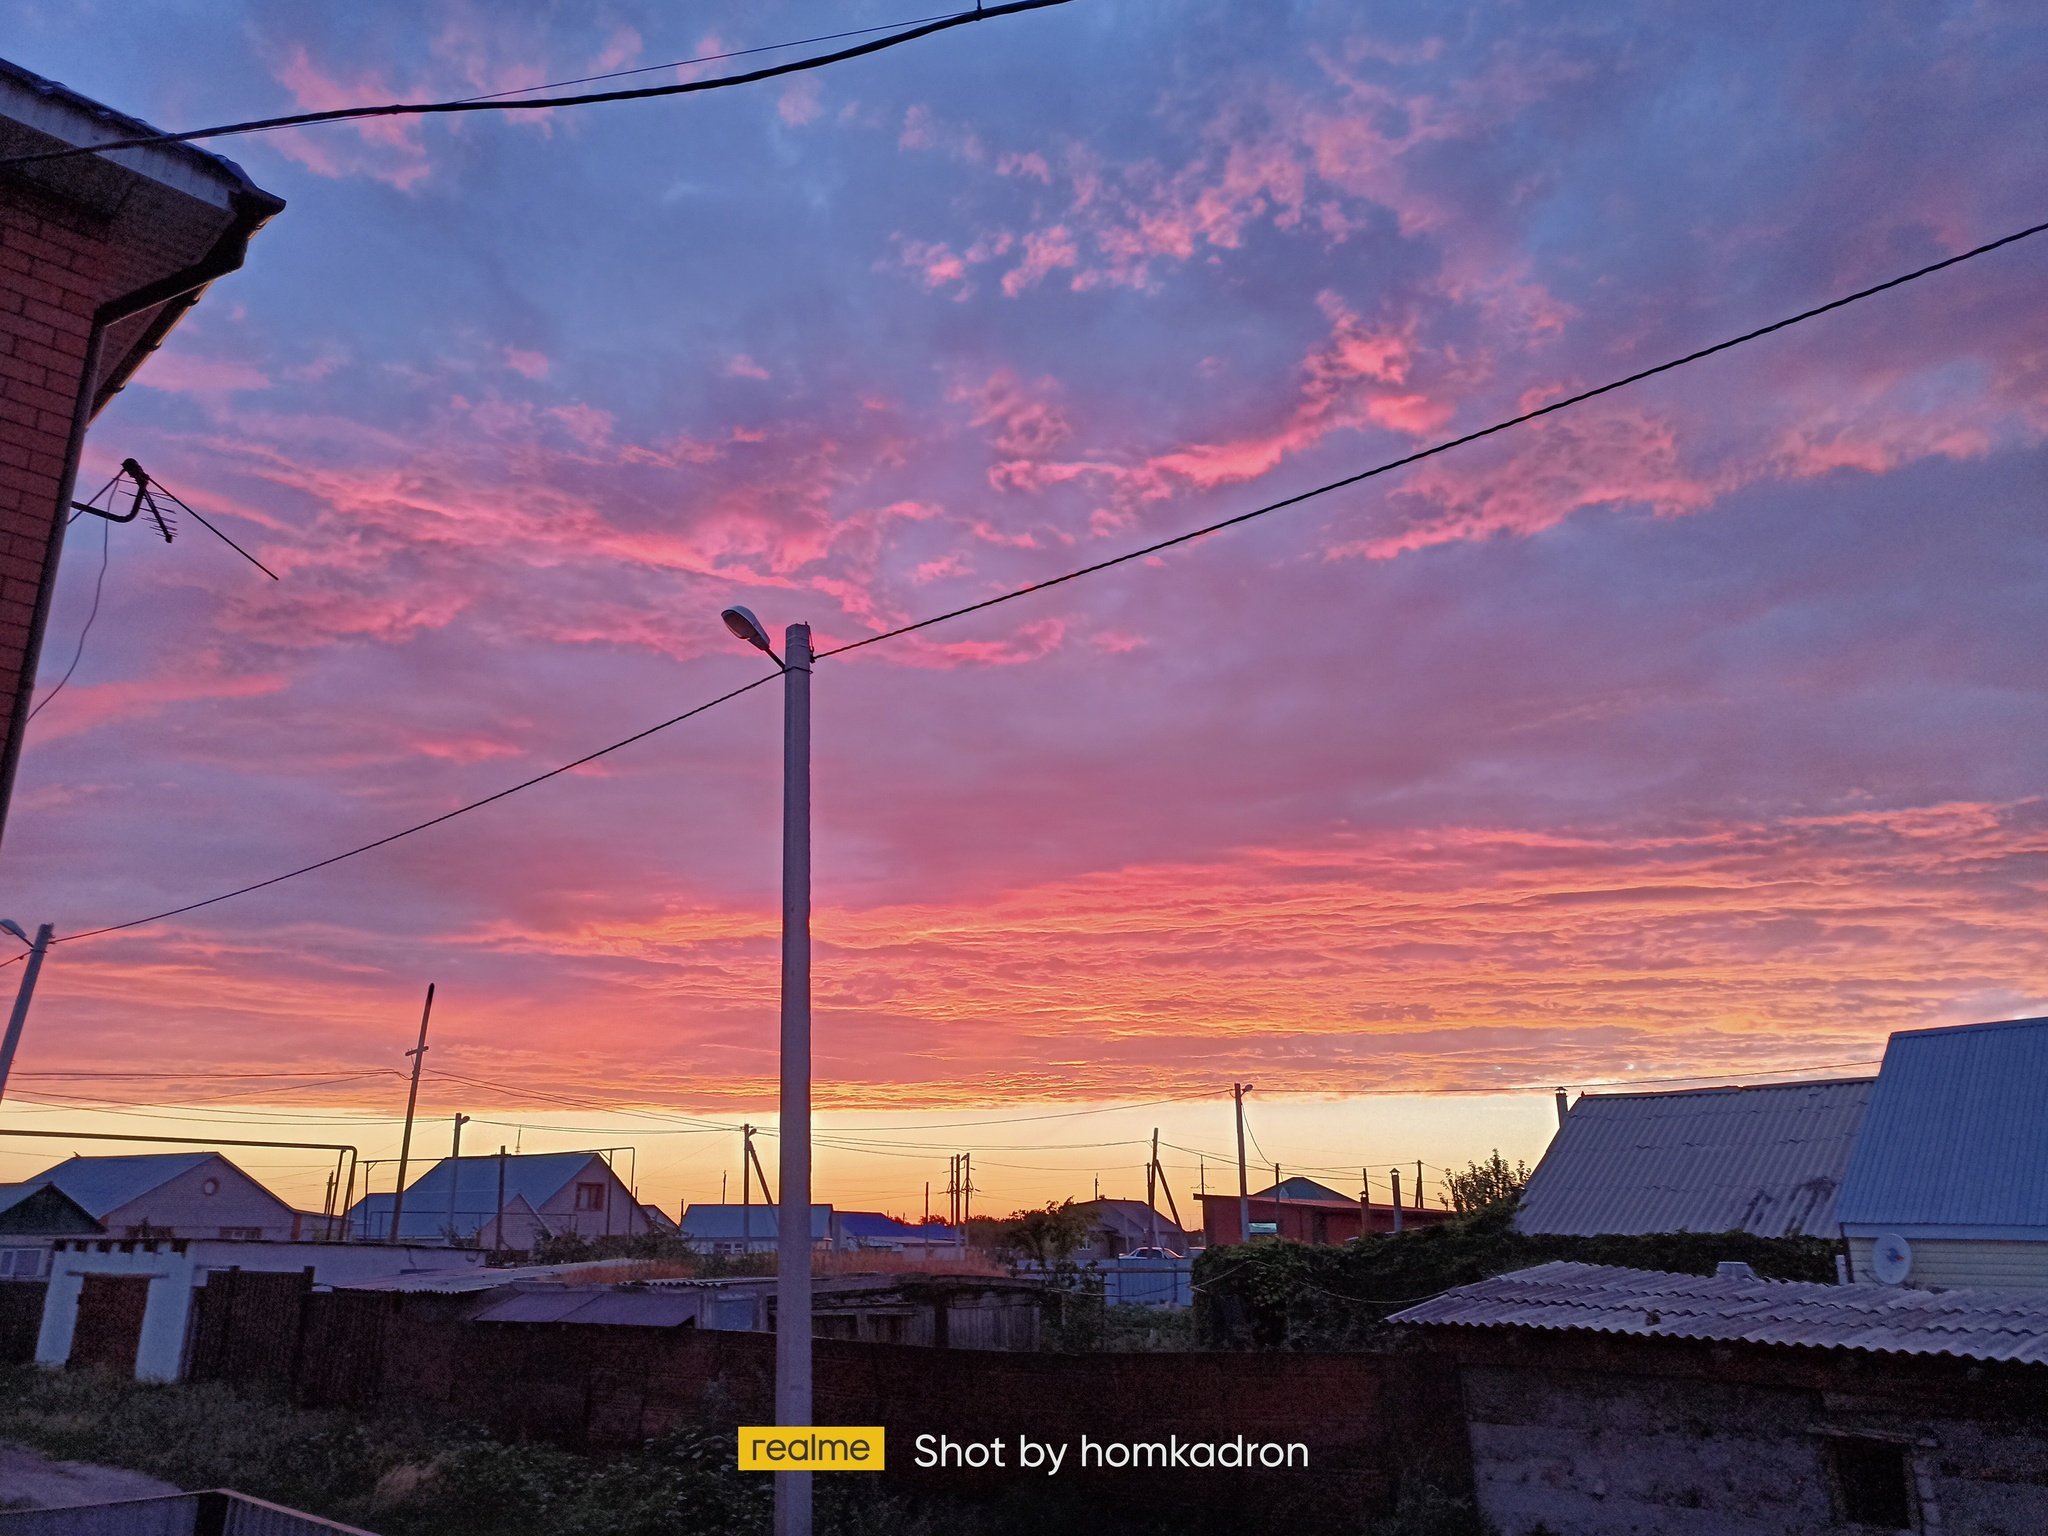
[{"x1": 1120, "y1": 1246, "x2": 1183, "y2": 1260}]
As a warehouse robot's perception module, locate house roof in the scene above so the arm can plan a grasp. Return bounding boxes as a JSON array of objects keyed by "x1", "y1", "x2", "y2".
[
  {"x1": 837, "y1": 1212, "x2": 959, "y2": 1242},
  {"x1": 24, "y1": 1152, "x2": 225, "y2": 1218},
  {"x1": 474, "y1": 1286, "x2": 704, "y2": 1328},
  {"x1": 1515, "y1": 1078, "x2": 1873, "y2": 1239},
  {"x1": 1255, "y1": 1177, "x2": 1356, "y2": 1204},
  {"x1": 0, "y1": 1181, "x2": 104, "y2": 1234},
  {"x1": 347, "y1": 1152, "x2": 615, "y2": 1241},
  {"x1": 679, "y1": 1204, "x2": 831, "y2": 1241},
  {"x1": 1837, "y1": 1016, "x2": 2048, "y2": 1230},
  {"x1": 1391, "y1": 1261, "x2": 2048, "y2": 1365}
]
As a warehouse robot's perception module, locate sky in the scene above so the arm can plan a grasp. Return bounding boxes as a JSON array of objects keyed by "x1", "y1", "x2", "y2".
[{"x1": 0, "y1": 0, "x2": 2043, "y2": 1217}]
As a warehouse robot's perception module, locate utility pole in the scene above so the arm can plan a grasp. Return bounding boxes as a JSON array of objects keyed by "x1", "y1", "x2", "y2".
[
  {"x1": 388, "y1": 983, "x2": 435, "y2": 1245},
  {"x1": 1417, "y1": 1159, "x2": 1424, "y2": 1211},
  {"x1": 1147, "y1": 1129, "x2": 1160, "y2": 1251},
  {"x1": 962, "y1": 1153, "x2": 972, "y2": 1226},
  {"x1": 1233, "y1": 1083, "x2": 1253, "y2": 1244},
  {"x1": 445, "y1": 1113, "x2": 469, "y2": 1245},
  {"x1": 0, "y1": 921, "x2": 53, "y2": 1103},
  {"x1": 495, "y1": 1146, "x2": 507, "y2": 1252},
  {"x1": 1390, "y1": 1167, "x2": 1403, "y2": 1234},
  {"x1": 742, "y1": 1124, "x2": 755, "y2": 1254}
]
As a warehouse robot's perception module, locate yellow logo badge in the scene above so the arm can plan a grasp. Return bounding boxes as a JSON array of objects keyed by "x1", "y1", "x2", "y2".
[{"x1": 737, "y1": 1428, "x2": 886, "y2": 1471}]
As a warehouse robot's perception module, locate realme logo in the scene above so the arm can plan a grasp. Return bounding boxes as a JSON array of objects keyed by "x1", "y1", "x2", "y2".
[{"x1": 737, "y1": 1428, "x2": 885, "y2": 1471}]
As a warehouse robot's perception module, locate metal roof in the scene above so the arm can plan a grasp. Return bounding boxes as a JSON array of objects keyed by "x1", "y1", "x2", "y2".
[
  {"x1": 1514, "y1": 1078, "x2": 1872, "y2": 1238},
  {"x1": 837, "y1": 1212, "x2": 959, "y2": 1242},
  {"x1": 1391, "y1": 1261, "x2": 2048, "y2": 1364},
  {"x1": 346, "y1": 1152, "x2": 613, "y2": 1240},
  {"x1": 23, "y1": 1152, "x2": 220, "y2": 1218},
  {"x1": 680, "y1": 1204, "x2": 831, "y2": 1241},
  {"x1": 473, "y1": 1286, "x2": 704, "y2": 1328},
  {"x1": 1836, "y1": 1016, "x2": 2048, "y2": 1229}
]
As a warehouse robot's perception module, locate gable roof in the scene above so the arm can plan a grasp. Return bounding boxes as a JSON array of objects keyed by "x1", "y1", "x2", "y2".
[
  {"x1": 1515, "y1": 1078, "x2": 1873, "y2": 1239},
  {"x1": 0, "y1": 1181, "x2": 104, "y2": 1235},
  {"x1": 346, "y1": 1152, "x2": 613, "y2": 1241},
  {"x1": 1391, "y1": 1261, "x2": 2048, "y2": 1365},
  {"x1": 1838, "y1": 1016, "x2": 2048, "y2": 1229},
  {"x1": 1254, "y1": 1177, "x2": 1356, "y2": 1205},
  {"x1": 24, "y1": 1152, "x2": 223, "y2": 1218}
]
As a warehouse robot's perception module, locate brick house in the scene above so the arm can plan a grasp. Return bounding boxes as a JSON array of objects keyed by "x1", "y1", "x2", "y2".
[{"x1": 0, "y1": 56, "x2": 282, "y2": 843}]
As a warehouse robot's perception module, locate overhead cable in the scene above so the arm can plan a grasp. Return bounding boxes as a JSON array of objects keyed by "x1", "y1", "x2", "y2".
[
  {"x1": 0, "y1": 0, "x2": 1073, "y2": 169},
  {"x1": 42, "y1": 215, "x2": 2048, "y2": 945}
]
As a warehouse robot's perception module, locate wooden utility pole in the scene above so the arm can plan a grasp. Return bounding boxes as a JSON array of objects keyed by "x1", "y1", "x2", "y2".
[
  {"x1": 387, "y1": 984, "x2": 434, "y2": 1244},
  {"x1": 1233, "y1": 1083, "x2": 1253, "y2": 1243}
]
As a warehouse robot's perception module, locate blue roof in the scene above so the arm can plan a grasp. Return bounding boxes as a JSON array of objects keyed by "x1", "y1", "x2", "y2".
[
  {"x1": 346, "y1": 1151, "x2": 611, "y2": 1240},
  {"x1": 680, "y1": 1203, "x2": 831, "y2": 1241},
  {"x1": 838, "y1": 1212, "x2": 959, "y2": 1241},
  {"x1": 1837, "y1": 1016, "x2": 2048, "y2": 1229},
  {"x1": 25, "y1": 1153, "x2": 216, "y2": 1218}
]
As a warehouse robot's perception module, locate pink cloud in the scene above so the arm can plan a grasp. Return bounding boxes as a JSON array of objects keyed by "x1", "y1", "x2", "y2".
[{"x1": 503, "y1": 348, "x2": 550, "y2": 380}]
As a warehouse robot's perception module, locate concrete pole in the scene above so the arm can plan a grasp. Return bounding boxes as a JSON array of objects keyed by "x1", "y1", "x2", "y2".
[
  {"x1": 445, "y1": 1114, "x2": 468, "y2": 1244},
  {"x1": 1390, "y1": 1168, "x2": 1403, "y2": 1233},
  {"x1": 743, "y1": 1124, "x2": 754, "y2": 1253},
  {"x1": 1148, "y1": 1129, "x2": 1160, "y2": 1251},
  {"x1": 0, "y1": 923, "x2": 53, "y2": 1103},
  {"x1": 388, "y1": 984, "x2": 434, "y2": 1245},
  {"x1": 775, "y1": 622, "x2": 812, "y2": 1536},
  {"x1": 495, "y1": 1146, "x2": 507, "y2": 1253},
  {"x1": 1233, "y1": 1083, "x2": 1252, "y2": 1243}
]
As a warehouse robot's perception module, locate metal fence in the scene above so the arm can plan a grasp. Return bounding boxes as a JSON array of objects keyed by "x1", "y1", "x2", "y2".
[
  {"x1": 0, "y1": 1490, "x2": 378, "y2": 1536},
  {"x1": 1098, "y1": 1257, "x2": 1194, "y2": 1308}
]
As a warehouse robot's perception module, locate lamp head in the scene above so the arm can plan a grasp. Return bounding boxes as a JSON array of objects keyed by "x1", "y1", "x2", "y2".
[
  {"x1": 720, "y1": 606, "x2": 775, "y2": 655},
  {"x1": 0, "y1": 919, "x2": 25, "y2": 943}
]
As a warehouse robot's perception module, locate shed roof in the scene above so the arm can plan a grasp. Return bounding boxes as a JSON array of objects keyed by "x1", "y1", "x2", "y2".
[
  {"x1": 1837, "y1": 1016, "x2": 2048, "y2": 1229},
  {"x1": 680, "y1": 1204, "x2": 831, "y2": 1241},
  {"x1": 1391, "y1": 1261, "x2": 2048, "y2": 1364},
  {"x1": 346, "y1": 1152, "x2": 615, "y2": 1240},
  {"x1": 23, "y1": 1152, "x2": 223, "y2": 1218},
  {"x1": 473, "y1": 1286, "x2": 704, "y2": 1327},
  {"x1": 1515, "y1": 1078, "x2": 1872, "y2": 1238},
  {"x1": 1256, "y1": 1176, "x2": 1356, "y2": 1204}
]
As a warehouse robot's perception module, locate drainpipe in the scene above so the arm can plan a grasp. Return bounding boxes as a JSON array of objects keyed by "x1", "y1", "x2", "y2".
[{"x1": 0, "y1": 186, "x2": 282, "y2": 854}]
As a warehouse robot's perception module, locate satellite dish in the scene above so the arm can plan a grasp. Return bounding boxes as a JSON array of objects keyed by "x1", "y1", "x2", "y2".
[{"x1": 1870, "y1": 1233, "x2": 1913, "y2": 1285}]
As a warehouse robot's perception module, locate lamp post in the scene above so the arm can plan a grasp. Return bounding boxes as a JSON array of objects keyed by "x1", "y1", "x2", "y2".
[
  {"x1": 0, "y1": 920, "x2": 53, "y2": 1104},
  {"x1": 722, "y1": 606, "x2": 812, "y2": 1536}
]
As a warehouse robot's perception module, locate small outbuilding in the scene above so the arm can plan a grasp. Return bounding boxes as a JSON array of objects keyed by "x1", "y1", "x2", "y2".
[{"x1": 1394, "y1": 1261, "x2": 2048, "y2": 1535}]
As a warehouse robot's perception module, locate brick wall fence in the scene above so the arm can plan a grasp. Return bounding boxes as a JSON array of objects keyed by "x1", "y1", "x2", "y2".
[{"x1": 191, "y1": 1282, "x2": 1471, "y2": 1527}]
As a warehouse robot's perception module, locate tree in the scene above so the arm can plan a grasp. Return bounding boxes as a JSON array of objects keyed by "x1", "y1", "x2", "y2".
[
  {"x1": 1445, "y1": 1150, "x2": 1530, "y2": 1214},
  {"x1": 994, "y1": 1200, "x2": 1093, "y2": 1265}
]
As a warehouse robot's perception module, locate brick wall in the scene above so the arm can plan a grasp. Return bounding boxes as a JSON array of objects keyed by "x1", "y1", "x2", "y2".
[{"x1": 0, "y1": 186, "x2": 104, "y2": 749}]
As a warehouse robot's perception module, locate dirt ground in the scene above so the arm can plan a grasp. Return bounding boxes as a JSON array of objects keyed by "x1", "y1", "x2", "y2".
[{"x1": 0, "y1": 1441, "x2": 179, "y2": 1511}]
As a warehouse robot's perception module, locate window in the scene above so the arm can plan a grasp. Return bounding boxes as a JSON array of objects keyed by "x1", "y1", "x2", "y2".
[
  {"x1": 574, "y1": 1183, "x2": 606, "y2": 1212},
  {"x1": 218, "y1": 1227, "x2": 265, "y2": 1241},
  {"x1": 1829, "y1": 1437, "x2": 1913, "y2": 1529},
  {"x1": 0, "y1": 1247, "x2": 43, "y2": 1280}
]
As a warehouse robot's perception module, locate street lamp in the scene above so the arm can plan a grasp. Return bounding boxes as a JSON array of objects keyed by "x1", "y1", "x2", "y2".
[
  {"x1": 721, "y1": 605, "x2": 814, "y2": 1536},
  {"x1": 0, "y1": 918, "x2": 53, "y2": 1104}
]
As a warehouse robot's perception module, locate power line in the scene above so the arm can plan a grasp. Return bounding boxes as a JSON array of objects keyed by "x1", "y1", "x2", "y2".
[
  {"x1": 816, "y1": 216, "x2": 2048, "y2": 659},
  {"x1": 51, "y1": 669, "x2": 780, "y2": 944},
  {"x1": 0, "y1": 0, "x2": 1073, "y2": 169},
  {"x1": 26, "y1": 512, "x2": 110, "y2": 722},
  {"x1": 454, "y1": 13, "x2": 974, "y2": 104},
  {"x1": 39, "y1": 215, "x2": 2048, "y2": 947}
]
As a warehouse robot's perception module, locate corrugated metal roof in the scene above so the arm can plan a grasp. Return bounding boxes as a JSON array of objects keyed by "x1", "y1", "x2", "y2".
[
  {"x1": 346, "y1": 1152, "x2": 611, "y2": 1240},
  {"x1": 680, "y1": 1204, "x2": 831, "y2": 1241},
  {"x1": 1837, "y1": 1016, "x2": 2048, "y2": 1228},
  {"x1": 1390, "y1": 1261, "x2": 2048, "y2": 1364},
  {"x1": 837, "y1": 1212, "x2": 958, "y2": 1241},
  {"x1": 1514, "y1": 1079, "x2": 1872, "y2": 1238},
  {"x1": 23, "y1": 1153, "x2": 217, "y2": 1218},
  {"x1": 472, "y1": 1286, "x2": 705, "y2": 1327}
]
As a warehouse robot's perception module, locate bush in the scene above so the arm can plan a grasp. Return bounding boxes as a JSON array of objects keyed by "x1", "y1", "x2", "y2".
[{"x1": 1194, "y1": 1203, "x2": 1840, "y2": 1349}]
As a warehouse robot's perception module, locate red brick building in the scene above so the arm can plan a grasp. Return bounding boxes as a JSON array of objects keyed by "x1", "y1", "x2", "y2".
[
  {"x1": 1201, "y1": 1175, "x2": 1457, "y2": 1247},
  {"x1": 0, "y1": 58, "x2": 282, "y2": 848}
]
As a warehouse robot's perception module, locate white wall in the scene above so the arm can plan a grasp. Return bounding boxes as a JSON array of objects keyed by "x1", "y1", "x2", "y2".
[{"x1": 1847, "y1": 1232, "x2": 2048, "y2": 1292}]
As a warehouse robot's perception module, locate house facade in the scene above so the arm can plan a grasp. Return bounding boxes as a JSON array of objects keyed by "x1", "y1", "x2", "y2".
[
  {"x1": 678, "y1": 1203, "x2": 832, "y2": 1255},
  {"x1": 1199, "y1": 1177, "x2": 1453, "y2": 1247},
  {"x1": 1836, "y1": 1016, "x2": 2048, "y2": 1291},
  {"x1": 347, "y1": 1151, "x2": 646, "y2": 1246},
  {"x1": 23, "y1": 1152, "x2": 301, "y2": 1242}
]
